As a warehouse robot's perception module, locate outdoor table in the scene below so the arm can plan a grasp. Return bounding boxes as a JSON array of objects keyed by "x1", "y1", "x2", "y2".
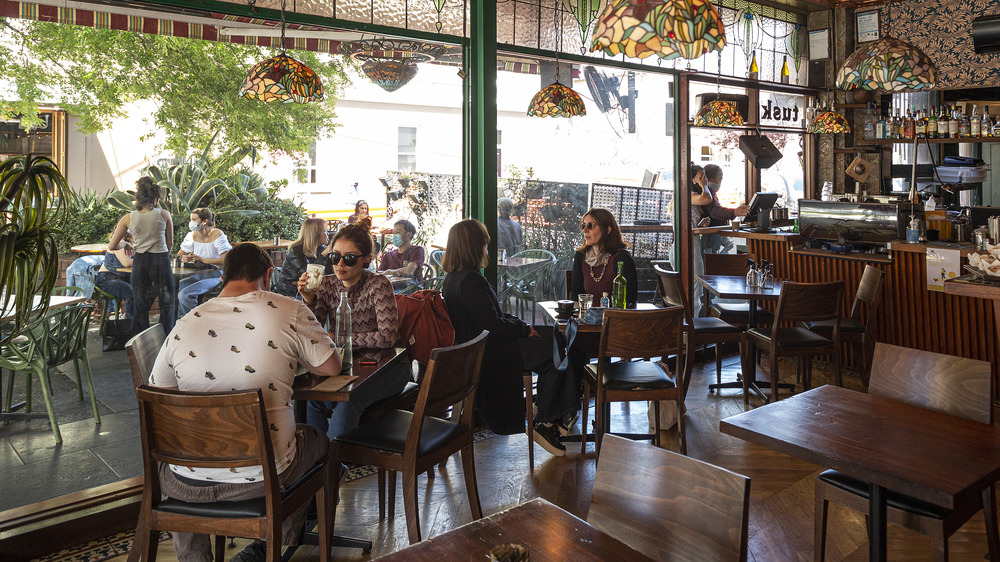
[
  {"x1": 1, "y1": 294, "x2": 87, "y2": 422},
  {"x1": 376, "y1": 498, "x2": 655, "y2": 561},
  {"x1": 250, "y1": 239, "x2": 292, "y2": 250},
  {"x1": 695, "y1": 274, "x2": 789, "y2": 398},
  {"x1": 721, "y1": 385, "x2": 1000, "y2": 562},
  {"x1": 69, "y1": 243, "x2": 109, "y2": 255}
]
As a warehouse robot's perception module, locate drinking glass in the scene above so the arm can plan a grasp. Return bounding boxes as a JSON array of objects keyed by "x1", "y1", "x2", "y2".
[{"x1": 578, "y1": 293, "x2": 593, "y2": 317}]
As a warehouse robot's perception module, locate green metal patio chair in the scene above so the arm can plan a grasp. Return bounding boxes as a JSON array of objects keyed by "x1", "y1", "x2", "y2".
[
  {"x1": 429, "y1": 249, "x2": 444, "y2": 277},
  {"x1": 2, "y1": 303, "x2": 100, "y2": 443},
  {"x1": 502, "y1": 249, "x2": 556, "y2": 324}
]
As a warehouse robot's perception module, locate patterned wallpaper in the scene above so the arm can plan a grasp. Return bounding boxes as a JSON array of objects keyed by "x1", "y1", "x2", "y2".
[{"x1": 890, "y1": 0, "x2": 1000, "y2": 89}]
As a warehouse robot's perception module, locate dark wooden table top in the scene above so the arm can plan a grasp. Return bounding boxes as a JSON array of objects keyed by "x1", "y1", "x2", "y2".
[
  {"x1": 721, "y1": 385, "x2": 1000, "y2": 510},
  {"x1": 292, "y1": 347, "x2": 406, "y2": 402},
  {"x1": 374, "y1": 498, "x2": 655, "y2": 561},
  {"x1": 539, "y1": 301, "x2": 658, "y2": 333},
  {"x1": 696, "y1": 274, "x2": 783, "y2": 301}
]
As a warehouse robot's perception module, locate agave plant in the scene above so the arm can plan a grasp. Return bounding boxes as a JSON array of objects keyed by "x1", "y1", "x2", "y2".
[{"x1": 0, "y1": 155, "x2": 66, "y2": 344}]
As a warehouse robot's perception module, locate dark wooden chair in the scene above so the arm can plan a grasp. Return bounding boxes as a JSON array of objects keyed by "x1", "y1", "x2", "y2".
[
  {"x1": 334, "y1": 331, "x2": 489, "y2": 544},
  {"x1": 589, "y1": 435, "x2": 751, "y2": 561},
  {"x1": 129, "y1": 386, "x2": 334, "y2": 562},
  {"x1": 815, "y1": 343, "x2": 997, "y2": 562},
  {"x1": 581, "y1": 307, "x2": 687, "y2": 456},
  {"x1": 802, "y1": 264, "x2": 884, "y2": 386},
  {"x1": 702, "y1": 253, "x2": 773, "y2": 326},
  {"x1": 654, "y1": 265, "x2": 744, "y2": 397},
  {"x1": 744, "y1": 281, "x2": 844, "y2": 404},
  {"x1": 126, "y1": 323, "x2": 166, "y2": 388},
  {"x1": 565, "y1": 269, "x2": 573, "y2": 300}
]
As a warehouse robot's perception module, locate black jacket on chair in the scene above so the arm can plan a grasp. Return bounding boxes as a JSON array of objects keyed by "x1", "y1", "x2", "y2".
[{"x1": 273, "y1": 244, "x2": 332, "y2": 297}]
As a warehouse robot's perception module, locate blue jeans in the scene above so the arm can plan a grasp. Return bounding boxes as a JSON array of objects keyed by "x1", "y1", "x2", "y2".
[
  {"x1": 66, "y1": 255, "x2": 103, "y2": 298},
  {"x1": 131, "y1": 252, "x2": 174, "y2": 335},
  {"x1": 177, "y1": 271, "x2": 223, "y2": 316},
  {"x1": 306, "y1": 356, "x2": 411, "y2": 440},
  {"x1": 95, "y1": 272, "x2": 134, "y2": 319}
]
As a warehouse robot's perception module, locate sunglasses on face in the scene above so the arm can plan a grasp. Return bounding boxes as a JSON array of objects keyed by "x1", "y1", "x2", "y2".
[
  {"x1": 330, "y1": 253, "x2": 362, "y2": 267},
  {"x1": 580, "y1": 221, "x2": 599, "y2": 231}
]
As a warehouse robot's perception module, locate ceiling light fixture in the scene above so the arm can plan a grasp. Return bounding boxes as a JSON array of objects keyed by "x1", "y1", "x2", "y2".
[{"x1": 238, "y1": 0, "x2": 324, "y2": 103}]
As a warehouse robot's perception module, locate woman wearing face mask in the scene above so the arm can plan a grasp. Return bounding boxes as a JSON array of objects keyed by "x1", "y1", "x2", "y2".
[
  {"x1": 297, "y1": 224, "x2": 404, "y2": 439},
  {"x1": 377, "y1": 219, "x2": 424, "y2": 281},
  {"x1": 701, "y1": 164, "x2": 750, "y2": 255},
  {"x1": 175, "y1": 208, "x2": 232, "y2": 316}
]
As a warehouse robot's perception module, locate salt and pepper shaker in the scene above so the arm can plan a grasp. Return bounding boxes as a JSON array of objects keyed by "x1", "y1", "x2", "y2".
[{"x1": 745, "y1": 259, "x2": 773, "y2": 288}]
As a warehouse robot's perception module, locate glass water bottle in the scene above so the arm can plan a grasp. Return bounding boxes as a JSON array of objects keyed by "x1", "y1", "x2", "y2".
[{"x1": 335, "y1": 290, "x2": 353, "y2": 371}]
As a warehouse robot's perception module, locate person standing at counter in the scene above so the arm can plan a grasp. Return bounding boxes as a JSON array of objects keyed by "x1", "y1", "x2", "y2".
[
  {"x1": 701, "y1": 164, "x2": 750, "y2": 255},
  {"x1": 690, "y1": 164, "x2": 716, "y2": 316}
]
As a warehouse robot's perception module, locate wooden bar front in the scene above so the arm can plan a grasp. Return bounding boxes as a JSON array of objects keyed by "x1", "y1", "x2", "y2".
[{"x1": 722, "y1": 230, "x2": 999, "y2": 399}]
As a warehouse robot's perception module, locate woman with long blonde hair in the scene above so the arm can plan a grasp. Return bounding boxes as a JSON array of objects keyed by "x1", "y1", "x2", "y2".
[{"x1": 274, "y1": 217, "x2": 332, "y2": 297}]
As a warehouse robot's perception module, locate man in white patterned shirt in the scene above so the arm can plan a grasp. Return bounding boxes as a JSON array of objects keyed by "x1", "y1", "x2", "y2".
[{"x1": 149, "y1": 243, "x2": 341, "y2": 562}]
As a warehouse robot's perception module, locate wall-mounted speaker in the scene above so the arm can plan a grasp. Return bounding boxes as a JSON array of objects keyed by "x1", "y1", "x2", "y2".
[
  {"x1": 739, "y1": 134, "x2": 783, "y2": 169},
  {"x1": 808, "y1": 60, "x2": 827, "y2": 89}
]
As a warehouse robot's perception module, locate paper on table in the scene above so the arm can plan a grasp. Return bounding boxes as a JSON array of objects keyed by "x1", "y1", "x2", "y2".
[{"x1": 311, "y1": 375, "x2": 358, "y2": 393}]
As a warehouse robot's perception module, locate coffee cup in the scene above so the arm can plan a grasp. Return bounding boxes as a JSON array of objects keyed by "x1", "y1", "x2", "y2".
[
  {"x1": 555, "y1": 299, "x2": 575, "y2": 315},
  {"x1": 305, "y1": 263, "x2": 325, "y2": 291}
]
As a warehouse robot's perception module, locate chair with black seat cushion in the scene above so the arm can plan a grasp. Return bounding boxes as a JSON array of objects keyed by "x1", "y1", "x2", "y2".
[
  {"x1": 803, "y1": 264, "x2": 884, "y2": 386},
  {"x1": 129, "y1": 386, "x2": 334, "y2": 562},
  {"x1": 702, "y1": 253, "x2": 773, "y2": 326},
  {"x1": 654, "y1": 265, "x2": 744, "y2": 397},
  {"x1": 334, "y1": 331, "x2": 489, "y2": 544},
  {"x1": 581, "y1": 307, "x2": 686, "y2": 456},
  {"x1": 126, "y1": 323, "x2": 166, "y2": 388},
  {"x1": 589, "y1": 435, "x2": 751, "y2": 561},
  {"x1": 815, "y1": 343, "x2": 997, "y2": 562}
]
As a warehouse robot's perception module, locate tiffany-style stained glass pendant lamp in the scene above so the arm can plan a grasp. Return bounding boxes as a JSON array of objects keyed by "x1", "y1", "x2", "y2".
[
  {"x1": 836, "y1": 37, "x2": 937, "y2": 92},
  {"x1": 808, "y1": 107, "x2": 851, "y2": 134},
  {"x1": 590, "y1": 0, "x2": 726, "y2": 61},
  {"x1": 239, "y1": 0, "x2": 324, "y2": 103},
  {"x1": 527, "y1": 8, "x2": 586, "y2": 118},
  {"x1": 695, "y1": 100, "x2": 744, "y2": 127}
]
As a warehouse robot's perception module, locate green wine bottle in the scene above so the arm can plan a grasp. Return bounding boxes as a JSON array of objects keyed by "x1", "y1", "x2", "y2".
[{"x1": 612, "y1": 261, "x2": 627, "y2": 309}]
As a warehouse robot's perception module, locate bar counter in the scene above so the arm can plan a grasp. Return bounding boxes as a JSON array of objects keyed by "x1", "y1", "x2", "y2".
[{"x1": 720, "y1": 230, "x2": 999, "y2": 398}]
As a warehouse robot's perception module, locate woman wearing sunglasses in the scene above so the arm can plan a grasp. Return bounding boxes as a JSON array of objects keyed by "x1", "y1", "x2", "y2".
[
  {"x1": 297, "y1": 224, "x2": 407, "y2": 439},
  {"x1": 442, "y1": 219, "x2": 568, "y2": 456},
  {"x1": 570, "y1": 208, "x2": 637, "y2": 308}
]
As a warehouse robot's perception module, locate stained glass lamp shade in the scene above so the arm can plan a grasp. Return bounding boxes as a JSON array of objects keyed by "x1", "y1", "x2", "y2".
[
  {"x1": 527, "y1": 81, "x2": 587, "y2": 117},
  {"x1": 362, "y1": 61, "x2": 418, "y2": 92},
  {"x1": 695, "y1": 100, "x2": 744, "y2": 127},
  {"x1": 836, "y1": 37, "x2": 937, "y2": 92},
  {"x1": 590, "y1": 0, "x2": 726, "y2": 61},
  {"x1": 808, "y1": 109, "x2": 851, "y2": 134},
  {"x1": 239, "y1": 53, "x2": 324, "y2": 103}
]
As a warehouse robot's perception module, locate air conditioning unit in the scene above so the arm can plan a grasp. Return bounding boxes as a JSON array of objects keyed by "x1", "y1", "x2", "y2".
[{"x1": 972, "y1": 14, "x2": 1000, "y2": 53}]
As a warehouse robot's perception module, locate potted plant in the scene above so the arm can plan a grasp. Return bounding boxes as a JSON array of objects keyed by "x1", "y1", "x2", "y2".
[{"x1": 0, "y1": 155, "x2": 67, "y2": 344}]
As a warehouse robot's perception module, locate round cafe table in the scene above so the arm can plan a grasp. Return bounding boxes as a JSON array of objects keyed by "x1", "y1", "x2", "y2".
[{"x1": 70, "y1": 243, "x2": 109, "y2": 255}]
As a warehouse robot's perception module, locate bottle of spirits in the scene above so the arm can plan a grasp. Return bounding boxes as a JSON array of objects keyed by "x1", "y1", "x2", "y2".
[
  {"x1": 749, "y1": 51, "x2": 759, "y2": 80},
  {"x1": 949, "y1": 105, "x2": 960, "y2": 138},
  {"x1": 780, "y1": 56, "x2": 790, "y2": 84},
  {"x1": 983, "y1": 106, "x2": 994, "y2": 139},
  {"x1": 904, "y1": 108, "x2": 915, "y2": 139},
  {"x1": 334, "y1": 290, "x2": 353, "y2": 371},
  {"x1": 927, "y1": 105, "x2": 938, "y2": 138},
  {"x1": 915, "y1": 108, "x2": 927, "y2": 138},
  {"x1": 971, "y1": 105, "x2": 981, "y2": 137},
  {"x1": 892, "y1": 107, "x2": 901, "y2": 139},
  {"x1": 939, "y1": 105, "x2": 950, "y2": 138},
  {"x1": 612, "y1": 262, "x2": 627, "y2": 309},
  {"x1": 960, "y1": 106, "x2": 972, "y2": 138},
  {"x1": 804, "y1": 97, "x2": 814, "y2": 130},
  {"x1": 863, "y1": 103, "x2": 876, "y2": 140},
  {"x1": 875, "y1": 108, "x2": 886, "y2": 140}
]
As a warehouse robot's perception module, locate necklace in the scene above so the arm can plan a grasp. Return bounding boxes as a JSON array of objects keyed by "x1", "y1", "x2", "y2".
[{"x1": 589, "y1": 261, "x2": 608, "y2": 282}]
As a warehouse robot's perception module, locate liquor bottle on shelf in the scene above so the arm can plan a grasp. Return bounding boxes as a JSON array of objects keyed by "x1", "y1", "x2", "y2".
[
  {"x1": 949, "y1": 105, "x2": 960, "y2": 138},
  {"x1": 992, "y1": 114, "x2": 1000, "y2": 137},
  {"x1": 927, "y1": 105, "x2": 938, "y2": 138},
  {"x1": 804, "y1": 97, "x2": 814, "y2": 130},
  {"x1": 892, "y1": 107, "x2": 902, "y2": 139},
  {"x1": 749, "y1": 51, "x2": 759, "y2": 80},
  {"x1": 939, "y1": 105, "x2": 950, "y2": 137},
  {"x1": 904, "y1": 108, "x2": 915, "y2": 139},
  {"x1": 915, "y1": 108, "x2": 927, "y2": 138},
  {"x1": 780, "y1": 56, "x2": 790, "y2": 84},
  {"x1": 971, "y1": 105, "x2": 981, "y2": 137},
  {"x1": 960, "y1": 106, "x2": 971, "y2": 138},
  {"x1": 863, "y1": 103, "x2": 876, "y2": 140},
  {"x1": 875, "y1": 108, "x2": 886, "y2": 140},
  {"x1": 983, "y1": 107, "x2": 994, "y2": 138}
]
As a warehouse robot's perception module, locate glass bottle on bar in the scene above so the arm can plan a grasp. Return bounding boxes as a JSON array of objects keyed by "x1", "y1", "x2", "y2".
[
  {"x1": 983, "y1": 106, "x2": 994, "y2": 138},
  {"x1": 904, "y1": 108, "x2": 915, "y2": 139},
  {"x1": 915, "y1": 107, "x2": 927, "y2": 138},
  {"x1": 949, "y1": 105, "x2": 960, "y2": 138},
  {"x1": 749, "y1": 51, "x2": 759, "y2": 80},
  {"x1": 960, "y1": 106, "x2": 971, "y2": 138},
  {"x1": 875, "y1": 108, "x2": 886, "y2": 140},
  {"x1": 863, "y1": 103, "x2": 876, "y2": 140},
  {"x1": 939, "y1": 105, "x2": 950, "y2": 138},
  {"x1": 780, "y1": 56, "x2": 790, "y2": 84},
  {"x1": 892, "y1": 106, "x2": 901, "y2": 139},
  {"x1": 611, "y1": 262, "x2": 627, "y2": 309},
  {"x1": 971, "y1": 105, "x2": 981, "y2": 137},
  {"x1": 334, "y1": 290, "x2": 353, "y2": 371},
  {"x1": 927, "y1": 105, "x2": 938, "y2": 138}
]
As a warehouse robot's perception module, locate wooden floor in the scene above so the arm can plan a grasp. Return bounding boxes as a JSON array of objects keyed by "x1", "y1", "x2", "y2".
[{"x1": 102, "y1": 348, "x2": 997, "y2": 562}]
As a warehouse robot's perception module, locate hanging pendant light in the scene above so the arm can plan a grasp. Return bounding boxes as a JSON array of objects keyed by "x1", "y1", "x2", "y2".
[
  {"x1": 339, "y1": 39, "x2": 446, "y2": 93},
  {"x1": 527, "y1": 8, "x2": 586, "y2": 118},
  {"x1": 808, "y1": 108, "x2": 851, "y2": 134},
  {"x1": 590, "y1": 0, "x2": 726, "y2": 61},
  {"x1": 836, "y1": 37, "x2": 937, "y2": 92},
  {"x1": 695, "y1": 53, "x2": 745, "y2": 127},
  {"x1": 238, "y1": 0, "x2": 324, "y2": 103}
]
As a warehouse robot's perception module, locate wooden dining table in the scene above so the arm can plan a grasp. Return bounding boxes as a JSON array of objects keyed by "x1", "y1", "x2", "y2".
[
  {"x1": 292, "y1": 346, "x2": 407, "y2": 403},
  {"x1": 376, "y1": 498, "x2": 655, "y2": 561},
  {"x1": 721, "y1": 384, "x2": 1000, "y2": 562},
  {"x1": 538, "y1": 301, "x2": 658, "y2": 332}
]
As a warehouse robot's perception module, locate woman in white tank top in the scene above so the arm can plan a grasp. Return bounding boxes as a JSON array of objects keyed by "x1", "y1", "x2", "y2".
[
  {"x1": 175, "y1": 207, "x2": 232, "y2": 316},
  {"x1": 109, "y1": 177, "x2": 175, "y2": 335}
]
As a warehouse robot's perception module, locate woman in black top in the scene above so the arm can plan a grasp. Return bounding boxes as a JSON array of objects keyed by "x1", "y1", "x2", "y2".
[
  {"x1": 441, "y1": 219, "x2": 572, "y2": 457},
  {"x1": 274, "y1": 218, "x2": 332, "y2": 297},
  {"x1": 570, "y1": 207, "x2": 638, "y2": 308}
]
